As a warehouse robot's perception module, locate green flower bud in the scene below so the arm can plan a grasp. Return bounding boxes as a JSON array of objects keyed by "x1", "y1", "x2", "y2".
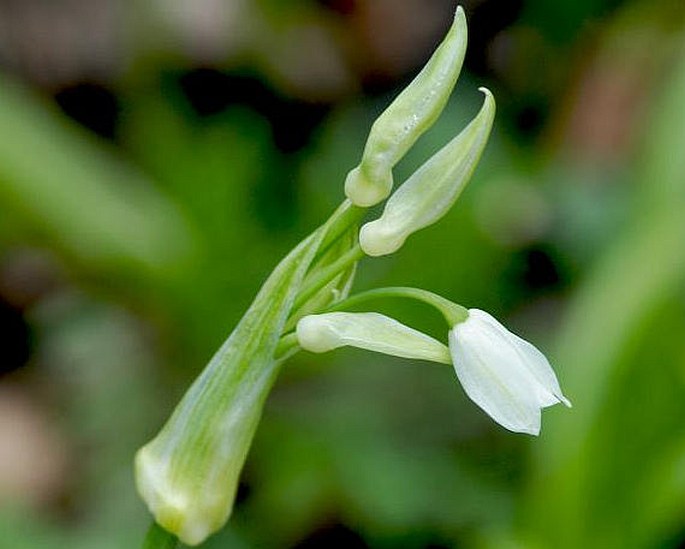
[
  {"x1": 359, "y1": 88, "x2": 495, "y2": 256},
  {"x1": 344, "y1": 6, "x2": 467, "y2": 207}
]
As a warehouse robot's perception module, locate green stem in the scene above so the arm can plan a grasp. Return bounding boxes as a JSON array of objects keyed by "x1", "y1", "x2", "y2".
[
  {"x1": 283, "y1": 202, "x2": 365, "y2": 333},
  {"x1": 328, "y1": 286, "x2": 468, "y2": 326},
  {"x1": 275, "y1": 332, "x2": 300, "y2": 360},
  {"x1": 268, "y1": 202, "x2": 366, "y2": 382},
  {"x1": 143, "y1": 522, "x2": 180, "y2": 549},
  {"x1": 292, "y1": 244, "x2": 365, "y2": 312},
  {"x1": 316, "y1": 199, "x2": 366, "y2": 256}
]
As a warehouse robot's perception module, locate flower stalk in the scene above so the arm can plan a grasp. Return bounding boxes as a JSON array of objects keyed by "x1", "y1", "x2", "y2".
[{"x1": 143, "y1": 523, "x2": 179, "y2": 549}]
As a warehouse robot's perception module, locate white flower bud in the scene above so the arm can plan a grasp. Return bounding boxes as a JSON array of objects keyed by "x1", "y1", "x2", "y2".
[
  {"x1": 297, "y1": 312, "x2": 451, "y2": 364},
  {"x1": 449, "y1": 309, "x2": 571, "y2": 435},
  {"x1": 359, "y1": 88, "x2": 495, "y2": 256},
  {"x1": 345, "y1": 7, "x2": 468, "y2": 207}
]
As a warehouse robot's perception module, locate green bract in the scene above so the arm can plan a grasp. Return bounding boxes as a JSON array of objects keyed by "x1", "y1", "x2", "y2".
[
  {"x1": 135, "y1": 232, "x2": 324, "y2": 546},
  {"x1": 344, "y1": 6, "x2": 467, "y2": 207}
]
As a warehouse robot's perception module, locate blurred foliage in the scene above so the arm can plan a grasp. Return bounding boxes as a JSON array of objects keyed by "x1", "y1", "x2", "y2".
[{"x1": 1, "y1": 0, "x2": 685, "y2": 548}]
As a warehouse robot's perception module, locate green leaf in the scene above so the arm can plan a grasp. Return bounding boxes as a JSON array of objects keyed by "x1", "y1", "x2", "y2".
[{"x1": 0, "y1": 75, "x2": 193, "y2": 278}]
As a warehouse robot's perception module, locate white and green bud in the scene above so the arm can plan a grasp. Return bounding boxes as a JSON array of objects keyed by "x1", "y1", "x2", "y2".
[
  {"x1": 344, "y1": 6, "x2": 467, "y2": 207},
  {"x1": 359, "y1": 88, "x2": 495, "y2": 256},
  {"x1": 296, "y1": 311, "x2": 451, "y2": 364}
]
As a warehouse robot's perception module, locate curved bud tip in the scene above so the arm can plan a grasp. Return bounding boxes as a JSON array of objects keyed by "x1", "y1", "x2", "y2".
[{"x1": 478, "y1": 86, "x2": 494, "y2": 103}]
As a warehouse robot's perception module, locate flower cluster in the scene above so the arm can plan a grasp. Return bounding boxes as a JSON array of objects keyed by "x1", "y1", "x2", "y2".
[{"x1": 134, "y1": 6, "x2": 570, "y2": 546}]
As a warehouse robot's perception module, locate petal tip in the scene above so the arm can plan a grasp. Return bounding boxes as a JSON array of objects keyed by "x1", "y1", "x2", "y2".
[
  {"x1": 507, "y1": 422, "x2": 540, "y2": 436},
  {"x1": 478, "y1": 86, "x2": 493, "y2": 98}
]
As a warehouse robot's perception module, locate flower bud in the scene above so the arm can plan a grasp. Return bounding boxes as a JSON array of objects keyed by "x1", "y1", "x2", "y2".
[
  {"x1": 297, "y1": 311, "x2": 451, "y2": 364},
  {"x1": 345, "y1": 7, "x2": 467, "y2": 207},
  {"x1": 359, "y1": 88, "x2": 495, "y2": 256}
]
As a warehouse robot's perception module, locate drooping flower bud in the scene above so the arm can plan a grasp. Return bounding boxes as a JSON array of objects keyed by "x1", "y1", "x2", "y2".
[
  {"x1": 359, "y1": 88, "x2": 495, "y2": 256},
  {"x1": 344, "y1": 7, "x2": 468, "y2": 207},
  {"x1": 449, "y1": 309, "x2": 571, "y2": 435},
  {"x1": 296, "y1": 311, "x2": 451, "y2": 364}
]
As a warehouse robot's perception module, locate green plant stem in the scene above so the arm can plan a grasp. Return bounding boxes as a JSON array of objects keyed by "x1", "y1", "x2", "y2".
[
  {"x1": 328, "y1": 286, "x2": 468, "y2": 326},
  {"x1": 143, "y1": 522, "x2": 180, "y2": 549},
  {"x1": 315, "y1": 199, "x2": 366, "y2": 256},
  {"x1": 275, "y1": 332, "x2": 300, "y2": 360},
  {"x1": 292, "y1": 244, "x2": 365, "y2": 312}
]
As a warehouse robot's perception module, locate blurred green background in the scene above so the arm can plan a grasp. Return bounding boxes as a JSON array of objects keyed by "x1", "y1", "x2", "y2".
[{"x1": 1, "y1": 0, "x2": 685, "y2": 547}]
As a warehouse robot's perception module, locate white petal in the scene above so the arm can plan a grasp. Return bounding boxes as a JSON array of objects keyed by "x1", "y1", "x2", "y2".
[
  {"x1": 449, "y1": 320, "x2": 542, "y2": 435},
  {"x1": 468, "y1": 310, "x2": 571, "y2": 408},
  {"x1": 297, "y1": 312, "x2": 451, "y2": 364}
]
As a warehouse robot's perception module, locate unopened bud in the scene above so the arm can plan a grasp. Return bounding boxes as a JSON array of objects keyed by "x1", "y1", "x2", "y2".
[
  {"x1": 297, "y1": 311, "x2": 451, "y2": 364},
  {"x1": 360, "y1": 88, "x2": 495, "y2": 256},
  {"x1": 345, "y1": 7, "x2": 468, "y2": 207}
]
